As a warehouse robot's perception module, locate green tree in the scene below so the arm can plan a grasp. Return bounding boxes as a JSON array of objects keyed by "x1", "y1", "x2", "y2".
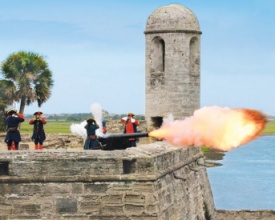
[
  {"x1": 0, "y1": 79, "x2": 15, "y2": 109},
  {"x1": 1, "y1": 51, "x2": 54, "y2": 114},
  {"x1": 0, "y1": 80, "x2": 15, "y2": 131}
]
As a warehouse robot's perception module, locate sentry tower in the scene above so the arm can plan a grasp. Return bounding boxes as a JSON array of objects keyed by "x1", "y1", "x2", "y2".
[{"x1": 144, "y1": 4, "x2": 201, "y2": 130}]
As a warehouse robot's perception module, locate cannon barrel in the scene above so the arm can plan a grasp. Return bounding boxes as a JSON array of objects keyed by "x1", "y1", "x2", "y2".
[
  {"x1": 97, "y1": 132, "x2": 149, "y2": 150},
  {"x1": 98, "y1": 132, "x2": 149, "y2": 139}
]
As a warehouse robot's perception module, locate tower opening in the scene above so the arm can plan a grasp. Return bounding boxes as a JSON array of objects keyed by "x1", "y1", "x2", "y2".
[
  {"x1": 189, "y1": 37, "x2": 199, "y2": 76},
  {"x1": 151, "y1": 117, "x2": 163, "y2": 129},
  {"x1": 151, "y1": 37, "x2": 165, "y2": 73}
]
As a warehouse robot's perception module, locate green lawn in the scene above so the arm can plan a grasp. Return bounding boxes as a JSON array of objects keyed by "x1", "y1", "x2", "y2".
[
  {"x1": 262, "y1": 120, "x2": 275, "y2": 135},
  {"x1": 20, "y1": 120, "x2": 74, "y2": 134}
]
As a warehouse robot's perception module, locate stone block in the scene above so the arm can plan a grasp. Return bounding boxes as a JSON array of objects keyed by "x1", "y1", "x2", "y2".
[
  {"x1": 124, "y1": 204, "x2": 145, "y2": 215},
  {"x1": 56, "y1": 198, "x2": 77, "y2": 214},
  {"x1": 101, "y1": 205, "x2": 124, "y2": 216},
  {"x1": 84, "y1": 183, "x2": 108, "y2": 194},
  {"x1": 24, "y1": 204, "x2": 41, "y2": 214},
  {"x1": 101, "y1": 194, "x2": 123, "y2": 204},
  {"x1": 79, "y1": 201, "x2": 100, "y2": 215},
  {"x1": 146, "y1": 204, "x2": 159, "y2": 215},
  {"x1": 125, "y1": 193, "x2": 145, "y2": 204},
  {"x1": 0, "y1": 204, "x2": 12, "y2": 215}
]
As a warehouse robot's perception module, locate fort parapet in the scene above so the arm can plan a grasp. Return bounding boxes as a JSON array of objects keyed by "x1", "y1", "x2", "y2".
[
  {"x1": 0, "y1": 142, "x2": 216, "y2": 219},
  {"x1": 1, "y1": 142, "x2": 275, "y2": 219}
]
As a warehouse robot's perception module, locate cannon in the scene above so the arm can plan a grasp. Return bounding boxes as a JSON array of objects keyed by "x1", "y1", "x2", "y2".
[{"x1": 97, "y1": 132, "x2": 149, "y2": 150}]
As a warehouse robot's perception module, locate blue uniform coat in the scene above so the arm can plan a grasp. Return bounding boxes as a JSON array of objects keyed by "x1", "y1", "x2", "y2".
[
  {"x1": 83, "y1": 123, "x2": 99, "y2": 150},
  {"x1": 5, "y1": 115, "x2": 25, "y2": 142},
  {"x1": 30, "y1": 120, "x2": 46, "y2": 142}
]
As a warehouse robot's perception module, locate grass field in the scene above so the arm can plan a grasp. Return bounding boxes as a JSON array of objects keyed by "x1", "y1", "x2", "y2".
[
  {"x1": 20, "y1": 120, "x2": 74, "y2": 134},
  {"x1": 262, "y1": 120, "x2": 275, "y2": 135},
  {"x1": 19, "y1": 120, "x2": 275, "y2": 135}
]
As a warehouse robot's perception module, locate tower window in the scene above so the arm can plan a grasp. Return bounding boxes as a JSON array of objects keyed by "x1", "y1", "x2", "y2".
[
  {"x1": 151, "y1": 37, "x2": 165, "y2": 72},
  {"x1": 189, "y1": 37, "x2": 199, "y2": 76},
  {"x1": 151, "y1": 117, "x2": 163, "y2": 129}
]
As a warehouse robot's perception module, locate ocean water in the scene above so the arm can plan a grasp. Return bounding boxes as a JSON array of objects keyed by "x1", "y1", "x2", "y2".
[{"x1": 207, "y1": 135, "x2": 275, "y2": 210}]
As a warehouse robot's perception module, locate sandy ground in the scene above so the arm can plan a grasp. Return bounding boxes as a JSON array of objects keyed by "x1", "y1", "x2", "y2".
[
  {"x1": 0, "y1": 132, "x2": 77, "y2": 151},
  {"x1": 0, "y1": 141, "x2": 36, "y2": 151},
  {"x1": 0, "y1": 134, "x2": 36, "y2": 151}
]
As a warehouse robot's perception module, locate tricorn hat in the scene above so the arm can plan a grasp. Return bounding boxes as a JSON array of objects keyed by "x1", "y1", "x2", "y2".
[
  {"x1": 7, "y1": 110, "x2": 17, "y2": 115},
  {"x1": 86, "y1": 118, "x2": 95, "y2": 123},
  {"x1": 128, "y1": 113, "x2": 135, "y2": 117},
  {"x1": 34, "y1": 111, "x2": 43, "y2": 115}
]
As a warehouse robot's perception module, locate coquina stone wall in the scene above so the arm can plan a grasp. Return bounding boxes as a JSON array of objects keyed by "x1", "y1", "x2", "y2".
[
  {"x1": 0, "y1": 142, "x2": 216, "y2": 219},
  {"x1": 216, "y1": 210, "x2": 275, "y2": 220}
]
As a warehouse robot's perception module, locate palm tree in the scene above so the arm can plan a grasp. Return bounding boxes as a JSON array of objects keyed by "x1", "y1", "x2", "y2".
[
  {"x1": 0, "y1": 79, "x2": 15, "y2": 131},
  {"x1": 0, "y1": 79, "x2": 15, "y2": 108},
  {"x1": 1, "y1": 51, "x2": 54, "y2": 114}
]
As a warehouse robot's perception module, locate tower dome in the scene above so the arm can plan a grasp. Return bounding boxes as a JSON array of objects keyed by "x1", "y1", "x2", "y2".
[{"x1": 145, "y1": 4, "x2": 200, "y2": 33}]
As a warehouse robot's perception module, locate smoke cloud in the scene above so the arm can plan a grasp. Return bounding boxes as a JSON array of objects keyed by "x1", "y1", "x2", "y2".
[
  {"x1": 70, "y1": 103, "x2": 105, "y2": 138},
  {"x1": 149, "y1": 106, "x2": 267, "y2": 151},
  {"x1": 70, "y1": 121, "x2": 86, "y2": 138}
]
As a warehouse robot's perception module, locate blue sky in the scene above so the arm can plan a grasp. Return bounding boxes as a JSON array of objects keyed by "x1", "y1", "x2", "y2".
[{"x1": 0, "y1": 0, "x2": 275, "y2": 115}]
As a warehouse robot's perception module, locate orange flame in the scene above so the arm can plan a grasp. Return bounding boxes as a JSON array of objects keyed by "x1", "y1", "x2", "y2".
[{"x1": 149, "y1": 106, "x2": 267, "y2": 151}]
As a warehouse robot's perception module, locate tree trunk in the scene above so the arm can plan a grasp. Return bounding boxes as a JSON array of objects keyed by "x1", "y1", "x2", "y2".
[{"x1": 19, "y1": 96, "x2": 26, "y2": 114}]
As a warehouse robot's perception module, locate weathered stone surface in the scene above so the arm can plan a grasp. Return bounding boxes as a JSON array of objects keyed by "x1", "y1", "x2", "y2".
[
  {"x1": 1, "y1": 141, "x2": 272, "y2": 219},
  {"x1": 56, "y1": 198, "x2": 77, "y2": 214},
  {"x1": 0, "y1": 142, "x2": 217, "y2": 219},
  {"x1": 216, "y1": 210, "x2": 275, "y2": 220}
]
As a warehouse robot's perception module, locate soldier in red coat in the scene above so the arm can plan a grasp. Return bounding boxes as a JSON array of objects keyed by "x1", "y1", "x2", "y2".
[
  {"x1": 121, "y1": 113, "x2": 139, "y2": 147},
  {"x1": 29, "y1": 111, "x2": 47, "y2": 150}
]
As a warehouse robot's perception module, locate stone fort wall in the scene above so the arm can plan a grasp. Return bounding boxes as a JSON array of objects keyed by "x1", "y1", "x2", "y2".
[
  {"x1": 216, "y1": 210, "x2": 275, "y2": 220},
  {"x1": 0, "y1": 142, "x2": 216, "y2": 219}
]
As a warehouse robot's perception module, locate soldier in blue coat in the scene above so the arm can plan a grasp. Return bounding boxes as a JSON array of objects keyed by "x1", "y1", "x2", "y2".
[
  {"x1": 4, "y1": 110, "x2": 25, "y2": 150},
  {"x1": 83, "y1": 118, "x2": 99, "y2": 150},
  {"x1": 29, "y1": 111, "x2": 47, "y2": 150}
]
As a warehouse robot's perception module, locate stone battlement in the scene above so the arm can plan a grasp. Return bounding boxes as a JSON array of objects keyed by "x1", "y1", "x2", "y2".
[{"x1": 0, "y1": 142, "x2": 216, "y2": 219}]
